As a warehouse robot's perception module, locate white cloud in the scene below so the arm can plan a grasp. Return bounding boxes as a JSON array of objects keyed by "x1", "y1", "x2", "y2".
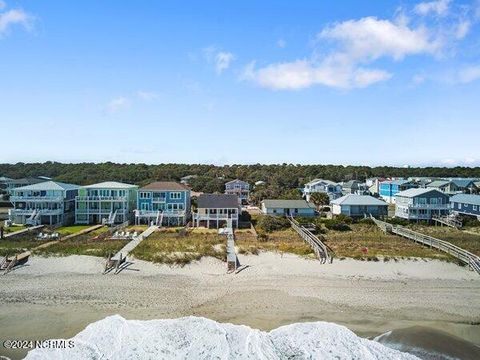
[
  {"x1": 277, "y1": 39, "x2": 286, "y2": 48},
  {"x1": 136, "y1": 91, "x2": 160, "y2": 101},
  {"x1": 242, "y1": 16, "x2": 440, "y2": 91},
  {"x1": 202, "y1": 46, "x2": 235, "y2": 74},
  {"x1": 105, "y1": 97, "x2": 130, "y2": 114},
  {"x1": 412, "y1": 74, "x2": 426, "y2": 84},
  {"x1": 214, "y1": 51, "x2": 234, "y2": 74},
  {"x1": 455, "y1": 20, "x2": 470, "y2": 39},
  {"x1": 318, "y1": 16, "x2": 441, "y2": 61},
  {"x1": 0, "y1": 8, "x2": 33, "y2": 35},
  {"x1": 414, "y1": 0, "x2": 451, "y2": 16},
  {"x1": 0, "y1": 1, "x2": 6, "y2": 10},
  {"x1": 457, "y1": 65, "x2": 480, "y2": 84},
  {"x1": 241, "y1": 59, "x2": 391, "y2": 90}
]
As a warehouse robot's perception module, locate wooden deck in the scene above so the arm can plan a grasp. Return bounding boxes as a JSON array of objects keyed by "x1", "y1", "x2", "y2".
[
  {"x1": 288, "y1": 216, "x2": 333, "y2": 264},
  {"x1": 371, "y1": 216, "x2": 480, "y2": 274}
]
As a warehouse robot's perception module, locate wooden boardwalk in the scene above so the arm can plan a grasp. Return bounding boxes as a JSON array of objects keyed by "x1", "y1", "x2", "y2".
[
  {"x1": 111, "y1": 225, "x2": 159, "y2": 261},
  {"x1": 288, "y1": 216, "x2": 333, "y2": 264},
  {"x1": 371, "y1": 216, "x2": 480, "y2": 274},
  {"x1": 3, "y1": 225, "x2": 44, "y2": 239}
]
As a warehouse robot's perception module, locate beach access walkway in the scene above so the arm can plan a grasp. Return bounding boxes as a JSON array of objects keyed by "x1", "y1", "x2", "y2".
[
  {"x1": 288, "y1": 216, "x2": 333, "y2": 264},
  {"x1": 371, "y1": 216, "x2": 480, "y2": 275}
]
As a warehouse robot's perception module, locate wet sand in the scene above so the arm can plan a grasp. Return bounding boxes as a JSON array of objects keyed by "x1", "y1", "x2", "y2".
[{"x1": 1, "y1": 253, "x2": 479, "y2": 359}]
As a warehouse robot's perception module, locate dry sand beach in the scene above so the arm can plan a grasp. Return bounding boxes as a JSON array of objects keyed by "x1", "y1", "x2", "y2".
[{"x1": 1, "y1": 253, "x2": 480, "y2": 359}]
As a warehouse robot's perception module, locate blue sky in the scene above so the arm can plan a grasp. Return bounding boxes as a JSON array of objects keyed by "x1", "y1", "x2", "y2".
[{"x1": 1, "y1": 0, "x2": 479, "y2": 166}]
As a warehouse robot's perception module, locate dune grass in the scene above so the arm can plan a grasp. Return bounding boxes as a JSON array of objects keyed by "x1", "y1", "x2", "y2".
[
  {"x1": 235, "y1": 228, "x2": 314, "y2": 257},
  {"x1": 323, "y1": 224, "x2": 450, "y2": 261},
  {"x1": 131, "y1": 228, "x2": 226, "y2": 266},
  {"x1": 408, "y1": 225, "x2": 480, "y2": 257},
  {"x1": 1, "y1": 223, "x2": 27, "y2": 234},
  {"x1": 34, "y1": 226, "x2": 128, "y2": 257}
]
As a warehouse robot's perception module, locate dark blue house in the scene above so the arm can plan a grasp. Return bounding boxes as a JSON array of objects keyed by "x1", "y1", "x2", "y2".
[{"x1": 450, "y1": 194, "x2": 480, "y2": 219}]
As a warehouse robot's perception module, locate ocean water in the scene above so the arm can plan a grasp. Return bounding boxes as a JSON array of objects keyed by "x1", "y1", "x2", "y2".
[{"x1": 374, "y1": 326, "x2": 480, "y2": 360}]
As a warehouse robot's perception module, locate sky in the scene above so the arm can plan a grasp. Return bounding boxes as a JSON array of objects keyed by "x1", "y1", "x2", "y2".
[{"x1": 0, "y1": 0, "x2": 479, "y2": 167}]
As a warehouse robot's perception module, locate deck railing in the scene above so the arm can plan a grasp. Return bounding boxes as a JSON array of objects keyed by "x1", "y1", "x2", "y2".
[
  {"x1": 370, "y1": 215, "x2": 480, "y2": 274},
  {"x1": 288, "y1": 216, "x2": 333, "y2": 264}
]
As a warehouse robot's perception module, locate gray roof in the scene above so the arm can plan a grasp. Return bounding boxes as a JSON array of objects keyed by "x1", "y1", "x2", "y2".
[
  {"x1": 331, "y1": 194, "x2": 388, "y2": 206},
  {"x1": 262, "y1": 199, "x2": 315, "y2": 209},
  {"x1": 12, "y1": 181, "x2": 80, "y2": 192},
  {"x1": 225, "y1": 179, "x2": 249, "y2": 185},
  {"x1": 381, "y1": 179, "x2": 411, "y2": 186},
  {"x1": 450, "y1": 179, "x2": 477, "y2": 188},
  {"x1": 305, "y1": 179, "x2": 339, "y2": 186},
  {"x1": 82, "y1": 181, "x2": 138, "y2": 189},
  {"x1": 427, "y1": 180, "x2": 450, "y2": 188},
  {"x1": 395, "y1": 188, "x2": 445, "y2": 198},
  {"x1": 450, "y1": 194, "x2": 480, "y2": 206},
  {"x1": 198, "y1": 194, "x2": 238, "y2": 208}
]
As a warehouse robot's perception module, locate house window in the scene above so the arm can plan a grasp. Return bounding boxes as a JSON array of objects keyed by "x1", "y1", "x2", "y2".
[
  {"x1": 170, "y1": 192, "x2": 181, "y2": 200},
  {"x1": 458, "y1": 203, "x2": 461, "y2": 209},
  {"x1": 140, "y1": 192, "x2": 150, "y2": 199},
  {"x1": 473, "y1": 205, "x2": 477, "y2": 211}
]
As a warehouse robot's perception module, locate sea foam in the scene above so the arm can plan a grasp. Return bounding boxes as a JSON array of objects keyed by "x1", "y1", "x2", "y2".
[{"x1": 25, "y1": 315, "x2": 418, "y2": 359}]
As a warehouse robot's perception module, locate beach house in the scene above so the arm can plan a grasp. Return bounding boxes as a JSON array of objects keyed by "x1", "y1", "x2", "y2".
[
  {"x1": 261, "y1": 199, "x2": 316, "y2": 217},
  {"x1": 427, "y1": 179, "x2": 478, "y2": 195},
  {"x1": 303, "y1": 179, "x2": 342, "y2": 202},
  {"x1": 75, "y1": 181, "x2": 138, "y2": 225},
  {"x1": 3, "y1": 176, "x2": 51, "y2": 195},
  {"x1": 379, "y1": 179, "x2": 417, "y2": 204},
  {"x1": 8, "y1": 181, "x2": 79, "y2": 225},
  {"x1": 394, "y1": 188, "x2": 450, "y2": 221},
  {"x1": 225, "y1": 179, "x2": 250, "y2": 204},
  {"x1": 450, "y1": 194, "x2": 480, "y2": 220},
  {"x1": 330, "y1": 194, "x2": 388, "y2": 218},
  {"x1": 193, "y1": 194, "x2": 239, "y2": 228},
  {"x1": 135, "y1": 181, "x2": 191, "y2": 226}
]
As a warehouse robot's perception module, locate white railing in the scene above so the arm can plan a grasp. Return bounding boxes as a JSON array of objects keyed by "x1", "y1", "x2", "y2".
[
  {"x1": 10, "y1": 196, "x2": 64, "y2": 202},
  {"x1": 288, "y1": 216, "x2": 333, "y2": 264},
  {"x1": 194, "y1": 213, "x2": 237, "y2": 220},
  {"x1": 397, "y1": 203, "x2": 449, "y2": 209},
  {"x1": 76, "y1": 196, "x2": 128, "y2": 201},
  {"x1": 9, "y1": 208, "x2": 63, "y2": 216},
  {"x1": 370, "y1": 215, "x2": 480, "y2": 275}
]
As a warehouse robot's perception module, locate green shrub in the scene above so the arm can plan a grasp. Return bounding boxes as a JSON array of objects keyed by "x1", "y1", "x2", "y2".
[{"x1": 256, "y1": 215, "x2": 290, "y2": 233}]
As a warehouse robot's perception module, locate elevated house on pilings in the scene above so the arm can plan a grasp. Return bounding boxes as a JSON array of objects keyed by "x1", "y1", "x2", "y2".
[
  {"x1": 9, "y1": 181, "x2": 79, "y2": 226},
  {"x1": 75, "y1": 181, "x2": 138, "y2": 225},
  {"x1": 134, "y1": 181, "x2": 191, "y2": 226},
  {"x1": 193, "y1": 194, "x2": 239, "y2": 228}
]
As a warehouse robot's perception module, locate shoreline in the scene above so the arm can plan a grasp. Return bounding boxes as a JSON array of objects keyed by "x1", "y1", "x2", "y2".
[{"x1": 1, "y1": 253, "x2": 479, "y2": 359}]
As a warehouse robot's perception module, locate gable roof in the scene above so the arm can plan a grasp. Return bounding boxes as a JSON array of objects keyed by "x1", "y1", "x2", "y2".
[
  {"x1": 395, "y1": 188, "x2": 446, "y2": 198},
  {"x1": 82, "y1": 181, "x2": 138, "y2": 189},
  {"x1": 331, "y1": 194, "x2": 388, "y2": 206},
  {"x1": 225, "y1": 179, "x2": 249, "y2": 186},
  {"x1": 305, "y1": 179, "x2": 338, "y2": 186},
  {"x1": 140, "y1": 181, "x2": 189, "y2": 191},
  {"x1": 426, "y1": 180, "x2": 451, "y2": 188},
  {"x1": 380, "y1": 179, "x2": 411, "y2": 186},
  {"x1": 450, "y1": 194, "x2": 480, "y2": 206},
  {"x1": 12, "y1": 180, "x2": 80, "y2": 192},
  {"x1": 198, "y1": 194, "x2": 238, "y2": 208},
  {"x1": 450, "y1": 179, "x2": 477, "y2": 188},
  {"x1": 262, "y1": 199, "x2": 315, "y2": 209}
]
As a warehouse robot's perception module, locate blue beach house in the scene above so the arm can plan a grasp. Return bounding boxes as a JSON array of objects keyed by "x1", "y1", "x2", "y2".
[
  {"x1": 450, "y1": 194, "x2": 480, "y2": 220},
  {"x1": 135, "y1": 181, "x2": 191, "y2": 226},
  {"x1": 379, "y1": 180, "x2": 417, "y2": 204}
]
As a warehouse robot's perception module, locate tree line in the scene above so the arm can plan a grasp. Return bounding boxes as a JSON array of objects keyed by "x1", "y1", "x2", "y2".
[{"x1": 1, "y1": 162, "x2": 479, "y2": 201}]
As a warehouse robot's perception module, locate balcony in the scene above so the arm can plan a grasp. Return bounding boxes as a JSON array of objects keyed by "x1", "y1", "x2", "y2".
[
  {"x1": 194, "y1": 213, "x2": 237, "y2": 220},
  {"x1": 10, "y1": 195, "x2": 64, "y2": 202},
  {"x1": 76, "y1": 196, "x2": 128, "y2": 202},
  {"x1": 9, "y1": 208, "x2": 63, "y2": 216},
  {"x1": 401, "y1": 203, "x2": 449, "y2": 209}
]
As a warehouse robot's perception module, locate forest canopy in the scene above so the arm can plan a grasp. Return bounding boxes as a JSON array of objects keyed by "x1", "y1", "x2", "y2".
[{"x1": 1, "y1": 162, "x2": 479, "y2": 196}]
